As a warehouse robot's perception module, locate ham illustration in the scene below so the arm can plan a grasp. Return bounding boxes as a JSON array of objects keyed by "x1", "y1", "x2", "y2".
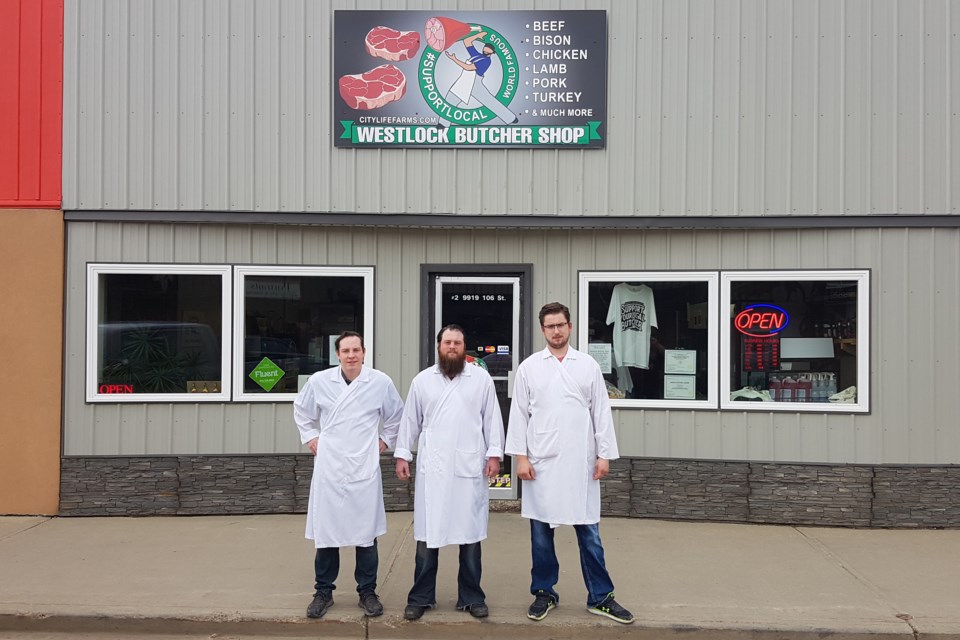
[{"x1": 424, "y1": 16, "x2": 474, "y2": 52}]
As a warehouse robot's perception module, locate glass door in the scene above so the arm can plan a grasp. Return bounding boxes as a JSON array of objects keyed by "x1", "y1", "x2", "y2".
[{"x1": 434, "y1": 276, "x2": 521, "y2": 499}]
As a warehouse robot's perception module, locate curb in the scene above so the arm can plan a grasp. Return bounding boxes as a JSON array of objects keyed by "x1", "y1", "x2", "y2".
[{"x1": 2, "y1": 613, "x2": 954, "y2": 640}]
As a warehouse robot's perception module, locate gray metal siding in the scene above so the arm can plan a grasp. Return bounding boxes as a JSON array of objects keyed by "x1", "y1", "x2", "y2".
[
  {"x1": 63, "y1": 0, "x2": 960, "y2": 216},
  {"x1": 64, "y1": 222, "x2": 960, "y2": 464}
]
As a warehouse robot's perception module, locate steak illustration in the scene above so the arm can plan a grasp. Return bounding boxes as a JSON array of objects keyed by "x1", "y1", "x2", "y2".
[
  {"x1": 365, "y1": 26, "x2": 421, "y2": 62},
  {"x1": 338, "y1": 64, "x2": 407, "y2": 110}
]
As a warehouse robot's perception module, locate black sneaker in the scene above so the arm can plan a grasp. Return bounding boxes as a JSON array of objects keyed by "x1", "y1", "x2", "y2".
[
  {"x1": 587, "y1": 595, "x2": 634, "y2": 624},
  {"x1": 527, "y1": 591, "x2": 556, "y2": 621},
  {"x1": 306, "y1": 590, "x2": 334, "y2": 619},
  {"x1": 404, "y1": 604, "x2": 428, "y2": 620},
  {"x1": 358, "y1": 591, "x2": 383, "y2": 617}
]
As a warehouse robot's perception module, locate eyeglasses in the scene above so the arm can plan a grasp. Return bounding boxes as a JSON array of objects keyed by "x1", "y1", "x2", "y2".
[{"x1": 542, "y1": 322, "x2": 569, "y2": 331}]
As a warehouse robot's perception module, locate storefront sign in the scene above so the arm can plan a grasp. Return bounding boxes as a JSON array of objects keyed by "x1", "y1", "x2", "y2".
[
  {"x1": 245, "y1": 279, "x2": 301, "y2": 300},
  {"x1": 742, "y1": 336, "x2": 781, "y2": 371},
  {"x1": 99, "y1": 384, "x2": 134, "y2": 394},
  {"x1": 249, "y1": 358, "x2": 285, "y2": 392},
  {"x1": 334, "y1": 10, "x2": 607, "y2": 148},
  {"x1": 734, "y1": 304, "x2": 790, "y2": 337}
]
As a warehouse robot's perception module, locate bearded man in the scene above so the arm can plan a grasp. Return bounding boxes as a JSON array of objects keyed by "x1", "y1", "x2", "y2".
[{"x1": 394, "y1": 324, "x2": 504, "y2": 621}]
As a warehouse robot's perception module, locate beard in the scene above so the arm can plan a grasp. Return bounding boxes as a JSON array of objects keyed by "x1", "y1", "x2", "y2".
[
  {"x1": 438, "y1": 349, "x2": 466, "y2": 378},
  {"x1": 549, "y1": 333, "x2": 570, "y2": 349}
]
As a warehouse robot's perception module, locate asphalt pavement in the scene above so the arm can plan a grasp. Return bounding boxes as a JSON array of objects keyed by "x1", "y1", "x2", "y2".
[{"x1": 1, "y1": 512, "x2": 958, "y2": 639}]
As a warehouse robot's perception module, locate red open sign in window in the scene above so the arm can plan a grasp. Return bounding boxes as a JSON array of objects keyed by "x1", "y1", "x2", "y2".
[
  {"x1": 99, "y1": 384, "x2": 134, "y2": 394},
  {"x1": 734, "y1": 304, "x2": 790, "y2": 337}
]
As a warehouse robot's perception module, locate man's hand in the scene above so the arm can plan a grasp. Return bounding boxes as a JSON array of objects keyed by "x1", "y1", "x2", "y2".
[
  {"x1": 593, "y1": 457, "x2": 610, "y2": 480},
  {"x1": 445, "y1": 50, "x2": 475, "y2": 71},
  {"x1": 307, "y1": 437, "x2": 319, "y2": 456},
  {"x1": 379, "y1": 439, "x2": 388, "y2": 454},
  {"x1": 463, "y1": 30, "x2": 487, "y2": 47},
  {"x1": 396, "y1": 459, "x2": 411, "y2": 480},
  {"x1": 485, "y1": 457, "x2": 501, "y2": 479},
  {"x1": 516, "y1": 455, "x2": 536, "y2": 481}
]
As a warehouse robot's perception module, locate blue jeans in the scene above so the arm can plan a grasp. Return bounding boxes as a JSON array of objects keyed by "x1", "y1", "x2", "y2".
[
  {"x1": 314, "y1": 540, "x2": 378, "y2": 595},
  {"x1": 407, "y1": 540, "x2": 485, "y2": 609},
  {"x1": 530, "y1": 519, "x2": 615, "y2": 607}
]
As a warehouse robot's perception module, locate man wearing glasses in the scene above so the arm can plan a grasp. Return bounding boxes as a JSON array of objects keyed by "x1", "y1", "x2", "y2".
[{"x1": 505, "y1": 302, "x2": 634, "y2": 625}]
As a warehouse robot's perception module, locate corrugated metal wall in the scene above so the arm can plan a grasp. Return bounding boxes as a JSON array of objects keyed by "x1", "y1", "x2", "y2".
[
  {"x1": 0, "y1": 0, "x2": 63, "y2": 207},
  {"x1": 63, "y1": 222, "x2": 960, "y2": 464},
  {"x1": 62, "y1": 0, "x2": 960, "y2": 217}
]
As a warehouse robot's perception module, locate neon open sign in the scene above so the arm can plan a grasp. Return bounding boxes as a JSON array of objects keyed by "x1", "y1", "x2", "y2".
[{"x1": 734, "y1": 304, "x2": 790, "y2": 337}]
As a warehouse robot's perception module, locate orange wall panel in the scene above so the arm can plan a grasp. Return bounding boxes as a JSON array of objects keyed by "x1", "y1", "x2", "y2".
[{"x1": 0, "y1": 210, "x2": 63, "y2": 514}]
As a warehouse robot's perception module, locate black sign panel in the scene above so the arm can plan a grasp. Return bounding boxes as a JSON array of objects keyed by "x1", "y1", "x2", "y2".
[
  {"x1": 334, "y1": 10, "x2": 608, "y2": 149},
  {"x1": 742, "y1": 336, "x2": 781, "y2": 372}
]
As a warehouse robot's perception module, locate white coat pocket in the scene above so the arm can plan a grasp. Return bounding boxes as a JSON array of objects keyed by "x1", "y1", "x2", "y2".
[
  {"x1": 453, "y1": 449, "x2": 483, "y2": 478},
  {"x1": 341, "y1": 453, "x2": 378, "y2": 484},
  {"x1": 529, "y1": 420, "x2": 561, "y2": 460}
]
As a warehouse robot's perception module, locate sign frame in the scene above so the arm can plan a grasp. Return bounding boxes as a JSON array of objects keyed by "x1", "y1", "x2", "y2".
[{"x1": 334, "y1": 10, "x2": 608, "y2": 149}]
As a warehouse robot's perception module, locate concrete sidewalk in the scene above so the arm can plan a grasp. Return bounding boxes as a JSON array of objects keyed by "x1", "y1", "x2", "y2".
[{"x1": 1, "y1": 512, "x2": 958, "y2": 639}]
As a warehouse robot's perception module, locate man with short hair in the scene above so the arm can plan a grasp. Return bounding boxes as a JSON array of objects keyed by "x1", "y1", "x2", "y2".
[
  {"x1": 505, "y1": 303, "x2": 635, "y2": 625},
  {"x1": 294, "y1": 331, "x2": 404, "y2": 619},
  {"x1": 395, "y1": 324, "x2": 504, "y2": 621}
]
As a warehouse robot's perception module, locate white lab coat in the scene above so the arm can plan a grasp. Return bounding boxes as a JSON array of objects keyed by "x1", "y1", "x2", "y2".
[
  {"x1": 395, "y1": 364, "x2": 504, "y2": 548},
  {"x1": 505, "y1": 347, "x2": 619, "y2": 526},
  {"x1": 294, "y1": 365, "x2": 404, "y2": 548}
]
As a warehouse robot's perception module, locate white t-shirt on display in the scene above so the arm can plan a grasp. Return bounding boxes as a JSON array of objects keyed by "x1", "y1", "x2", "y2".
[{"x1": 606, "y1": 283, "x2": 658, "y2": 369}]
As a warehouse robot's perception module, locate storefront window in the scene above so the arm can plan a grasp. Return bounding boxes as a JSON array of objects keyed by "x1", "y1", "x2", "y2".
[
  {"x1": 720, "y1": 270, "x2": 870, "y2": 413},
  {"x1": 233, "y1": 266, "x2": 374, "y2": 401},
  {"x1": 578, "y1": 272, "x2": 719, "y2": 409},
  {"x1": 87, "y1": 264, "x2": 232, "y2": 402}
]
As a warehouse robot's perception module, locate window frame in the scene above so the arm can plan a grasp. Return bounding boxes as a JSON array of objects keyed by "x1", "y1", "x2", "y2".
[
  {"x1": 719, "y1": 269, "x2": 871, "y2": 414},
  {"x1": 577, "y1": 270, "x2": 720, "y2": 410},
  {"x1": 232, "y1": 265, "x2": 375, "y2": 403},
  {"x1": 85, "y1": 263, "x2": 233, "y2": 403}
]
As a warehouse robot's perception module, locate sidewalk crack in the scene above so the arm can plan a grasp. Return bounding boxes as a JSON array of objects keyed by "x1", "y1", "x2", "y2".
[
  {"x1": 895, "y1": 612, "x2": 920, "y2": 639},
  {"x1": 364, "y1": 515, "x2": 414, "y2": 638},
  {"x1": 381, "y1": 516, "x2": 415, "y2": 586},
  {"x1": 794, "y1": 528, "x2": 918, "y2": 635},
  {"x1": 0, "y1": 518, "x2": 51, "y2": 543}
]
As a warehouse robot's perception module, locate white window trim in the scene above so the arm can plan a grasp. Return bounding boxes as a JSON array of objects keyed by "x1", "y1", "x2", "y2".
[
  {"x1": 86, "y1": 263, "x2": 233, "y2": 403},
  {"x1": 233, "y1": 265, "x2": 375, "y2": 402},
  {"x1": 719, "y1": 269, "x2": 870, "y2": 414},
  {"x1": 577, "y1": 271, "x2": 720, "y2": 410}
]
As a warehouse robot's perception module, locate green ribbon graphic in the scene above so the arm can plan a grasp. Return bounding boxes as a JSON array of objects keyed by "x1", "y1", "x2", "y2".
[{"x1": 338, "y1": 121, "x2": 603, "y2": 147}]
